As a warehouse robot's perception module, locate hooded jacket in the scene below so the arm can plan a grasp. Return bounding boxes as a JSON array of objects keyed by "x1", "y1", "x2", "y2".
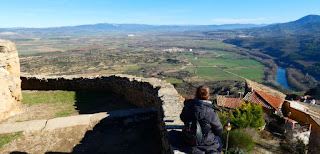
[{"x1": 180, "y1": 98, "x2": 223, "y2": 153}]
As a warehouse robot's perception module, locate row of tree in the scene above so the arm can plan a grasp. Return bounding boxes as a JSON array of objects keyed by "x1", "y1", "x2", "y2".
[{"x1": 286, "y1": 68, "x2": 318, "y2": 91}]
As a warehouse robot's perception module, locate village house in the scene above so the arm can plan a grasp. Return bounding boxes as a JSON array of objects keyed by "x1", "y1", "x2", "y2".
[
  {"x1": 281, "y1": 101, "x2": 320, "y2": 147},
  {"x1": 217, "y1": 79, "x2": 286, "y2": 116},
  {"x1": 216, "y1": 95, "x2": 242, "y2": 109}
]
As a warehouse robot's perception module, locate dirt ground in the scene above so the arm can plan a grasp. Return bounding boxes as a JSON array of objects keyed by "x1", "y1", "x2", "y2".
[
  {"x1": 0, "y1": 125, "x2": 89, "y2": 153},
  {"x1": 0, "y1": 91, "x2": 162, "y2": 153},
  {"x1": 0, "y1": 117, "x2": 160, "y2": 154},
  {"x1": 251, "y1": 137, "x2": 281, "y2": 154},
  {"x1": 0, "y1": 91, "x2": 136, "y2": 124},
  {"x1": 1, "y1": 103, "x2": 72, "y2": 124}
]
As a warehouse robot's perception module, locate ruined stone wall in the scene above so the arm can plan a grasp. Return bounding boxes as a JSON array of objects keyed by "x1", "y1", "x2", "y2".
[
  {"x1": 21, "y1": 74, "x2": 184, "y2": 154},
  {"x1": 0, "y1": 40, "x2": 22, "y2": 120}
]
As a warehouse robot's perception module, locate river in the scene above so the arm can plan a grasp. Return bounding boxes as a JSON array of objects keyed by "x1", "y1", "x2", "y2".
[{"x1": 275, "y1": 67, "x2": 296, "y2": 91}]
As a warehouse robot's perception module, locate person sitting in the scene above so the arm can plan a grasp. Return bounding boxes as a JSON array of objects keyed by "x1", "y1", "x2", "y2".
[{"x1": 180, "y1": 85, "x2": 223, "y2": 154}]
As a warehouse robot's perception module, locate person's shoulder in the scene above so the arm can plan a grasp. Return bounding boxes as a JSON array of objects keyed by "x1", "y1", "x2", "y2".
[
  {"x1": 184, "y1": 99, "x2": 195, "y2": 106},
  {"x1": 203, "y1": 102, "x2": 220, "y2": 112}
]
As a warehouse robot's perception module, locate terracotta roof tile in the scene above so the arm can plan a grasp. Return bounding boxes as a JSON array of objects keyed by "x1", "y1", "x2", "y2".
[
  {"x1": 246, "y1": 79, "x2": 286, "y2": 99},
  {"x1": 254, "y1": 90, "x2": 284, "y2": 110},
  {"x1": 243, "y1": 92, "x2": 273, "y2": 109},
  {"x1": 217, "y1": 95, "x2": 242, "y2": 109}
]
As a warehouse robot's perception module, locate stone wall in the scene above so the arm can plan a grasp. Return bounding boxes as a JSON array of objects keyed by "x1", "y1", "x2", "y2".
[
  {"x1": 0, "y1": 40, "x2": 22, "y2": 120},
  {"x1": 21, "y1": 74, "x2": 184, "y2": 154}
]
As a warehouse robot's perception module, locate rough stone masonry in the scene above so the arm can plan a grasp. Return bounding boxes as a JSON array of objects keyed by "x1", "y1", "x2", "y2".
[{"x1": 0, "y1": 40, "x2": 22, "y2": 120}]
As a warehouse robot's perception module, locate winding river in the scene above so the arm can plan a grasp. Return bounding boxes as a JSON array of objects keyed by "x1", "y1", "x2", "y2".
[{"x1": 275, "y1": 67, "x2": 296, "y2": 91}]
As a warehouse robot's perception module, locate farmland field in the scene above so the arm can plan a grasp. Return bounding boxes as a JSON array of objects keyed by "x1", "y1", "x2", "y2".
[{"x1": 4, "y1": 31, "x2": 268, "y2": 97}]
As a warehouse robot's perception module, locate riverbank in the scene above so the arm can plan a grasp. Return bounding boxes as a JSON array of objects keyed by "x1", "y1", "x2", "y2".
[{"x1": 275, "y1": 67, "x2": 296, "y2": 91}]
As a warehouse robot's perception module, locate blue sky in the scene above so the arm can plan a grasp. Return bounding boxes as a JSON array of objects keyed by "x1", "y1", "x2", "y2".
[{"x1": 1, "y1": 0, "x2": 320, "y2": 28}]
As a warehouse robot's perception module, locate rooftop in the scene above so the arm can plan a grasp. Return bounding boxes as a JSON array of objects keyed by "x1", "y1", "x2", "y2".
[
  {"x1": 216, "y1": 95, "x2": 242, "y2": 109},
  {"x1": 254, "y1": 90, "x2": 284, "y2": 110},
  {"x1": 246, "y1": 79, "x2": 286, "y2": 100},
  {"x1": 242, "y1": 92, "x2": 273, "y2": 109}
]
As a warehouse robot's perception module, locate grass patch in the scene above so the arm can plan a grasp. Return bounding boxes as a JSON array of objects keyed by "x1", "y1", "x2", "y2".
[
  {"x1": 183, "y1": 53, "x2": 262, "y2": 68},
  {"x1": 228, "y1": 67, "x2": 264, "y2": 83},
  {"x1": 184, "y1": 67, "x2": 196, "y2": 74},
  {"x1": 22, "y1": 91, "x2": 78, "y2": 118},
  {"x1": 164, "y1": 78, "x2": 184, "y2": 84},
  {"x1": 15, "y1": 120, "x2": 29, "y2": 122},
  {"x1": 21, "y1": 91, "x2": 125, "y2": 119},
  {"x1": 54, "y1": 109, "x2": 74, "y2": 118},
  {"x1": 0, "y1": 131, "x2": 23, "y2": 149},
  {"x1": 196, "y1": 67, "x2": 241, "y2": 81},
  {"x1": 182, "y1": 52, "x2": 264, "y2": 82},
  {"x1": 211, "y1": 50, "x2": 238, "y2": 59},
  {"x1": 22, "y1": 91, "x2": 76, "y2": 105}
]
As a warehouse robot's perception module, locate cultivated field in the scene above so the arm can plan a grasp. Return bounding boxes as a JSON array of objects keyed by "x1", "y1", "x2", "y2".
[{"x1": 3, "y1": 31, "x2": 266, "y2": 96}]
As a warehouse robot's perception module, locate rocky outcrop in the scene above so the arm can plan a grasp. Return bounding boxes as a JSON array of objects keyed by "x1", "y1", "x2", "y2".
[{"x1": 0, "y1": 40, "x2": 22, "y2": 120}]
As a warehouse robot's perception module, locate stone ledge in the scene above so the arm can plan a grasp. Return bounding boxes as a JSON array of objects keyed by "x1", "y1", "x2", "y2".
[
  {"x1": 0, "y1": 107, "x2": 157, "y2": 135},
  {"x1": 44, "y1": 114, "x2": 92, "y2": 131},
  {"x1": 0, "y1": 120, "x2": 47, "y2": 134}
]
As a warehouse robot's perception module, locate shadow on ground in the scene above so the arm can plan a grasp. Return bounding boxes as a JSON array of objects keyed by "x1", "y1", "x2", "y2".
[
  {"x1": 74, "y1": 91, "x2": 136, "y2": 114},
  {"x1": 45, "y1": 114, "x2": 160, "y2": 154},
  {"x1": 10, "y1": 91, "x2": 162, "y2": 154}
]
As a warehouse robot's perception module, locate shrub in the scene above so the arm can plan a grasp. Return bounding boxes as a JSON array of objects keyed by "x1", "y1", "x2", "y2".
[
  {"x1": 230, "y1": 102, "x2": 265, "y2": 129},
  {"x1": 217, "y1": 110, "x2": 231, "y2": 127},
  {"x1": 221, "y1": 129, "x2": 255, "y2": 152}
]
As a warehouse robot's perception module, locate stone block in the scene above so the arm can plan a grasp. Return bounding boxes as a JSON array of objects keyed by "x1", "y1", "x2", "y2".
[
  {"x1": 90, "y1": 112, "x2": 109, "y2": 125},
  {"x1": 0, "y1": 120, "x2": 47, "y2": 134},
  {"x1": 44, "y1": 115, "x2": 92, "y2": 131}
]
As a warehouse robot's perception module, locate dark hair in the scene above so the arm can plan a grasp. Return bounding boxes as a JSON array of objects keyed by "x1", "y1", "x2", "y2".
[{"x1": 196, "y1": 85, "x2": 210, "y2": 100}]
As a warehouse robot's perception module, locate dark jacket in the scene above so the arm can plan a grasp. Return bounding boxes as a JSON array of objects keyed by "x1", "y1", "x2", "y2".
[{"x1": 180, "y1": 98, "x2": 223, "y2": 154}]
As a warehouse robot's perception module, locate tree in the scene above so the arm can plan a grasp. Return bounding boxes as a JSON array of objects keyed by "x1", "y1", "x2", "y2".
[{"x1": 230, "y1": 102, "x2": 265, "y2": 129}]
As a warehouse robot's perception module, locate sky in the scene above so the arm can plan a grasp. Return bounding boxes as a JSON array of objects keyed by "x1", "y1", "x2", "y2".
[{"x1": 1, "y1": 0, "x2": 320, "y2": 28}]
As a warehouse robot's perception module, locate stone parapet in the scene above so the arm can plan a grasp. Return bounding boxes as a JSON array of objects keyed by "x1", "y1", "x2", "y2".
[
  {"x1": 0, "y1": 40, "x2": 22, "y2": 120},
  {"x1": 21, "y1": 74, "x2": 184, "y2": 124},
  {"x1": 21, "y1": 74, "x2": 184, "y2": 153}
]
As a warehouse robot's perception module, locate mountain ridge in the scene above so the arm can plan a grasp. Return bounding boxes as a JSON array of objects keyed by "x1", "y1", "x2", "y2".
[
  {"x1": 223, "y1": 14, "x2": 320, "y2": 85},
  {"x1": 248, "y1": 14, "x2": 320, "y2": 37},
  {"x1": 0, "y1": 23, "x2": 265, "y2": 32}
]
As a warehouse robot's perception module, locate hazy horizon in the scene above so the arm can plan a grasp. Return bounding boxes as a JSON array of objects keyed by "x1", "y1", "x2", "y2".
[{"x1": 1, "y1": 0, "x2": 320, "y2": 28}]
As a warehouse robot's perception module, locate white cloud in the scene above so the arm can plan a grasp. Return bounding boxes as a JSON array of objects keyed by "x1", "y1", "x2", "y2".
[{"x1": 211, "y1": 17, "x2": 268, "y2": 24}]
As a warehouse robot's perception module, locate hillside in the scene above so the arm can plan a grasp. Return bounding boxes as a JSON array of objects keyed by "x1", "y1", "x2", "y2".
[
  {"x1": 224, "y1": 15, "x2": 320, "y2": 85},
  {"x1": 248, "y1": 15, "x2": 320, "y2": 37}
]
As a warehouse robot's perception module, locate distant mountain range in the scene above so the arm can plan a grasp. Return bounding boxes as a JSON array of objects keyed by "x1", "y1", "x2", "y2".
[
  {"x1": 0, "y1": 23, "x2": 265, "y2": 33},
  {"x1": 247, "y1": 15, "x2": 320, "y2": 37}
]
